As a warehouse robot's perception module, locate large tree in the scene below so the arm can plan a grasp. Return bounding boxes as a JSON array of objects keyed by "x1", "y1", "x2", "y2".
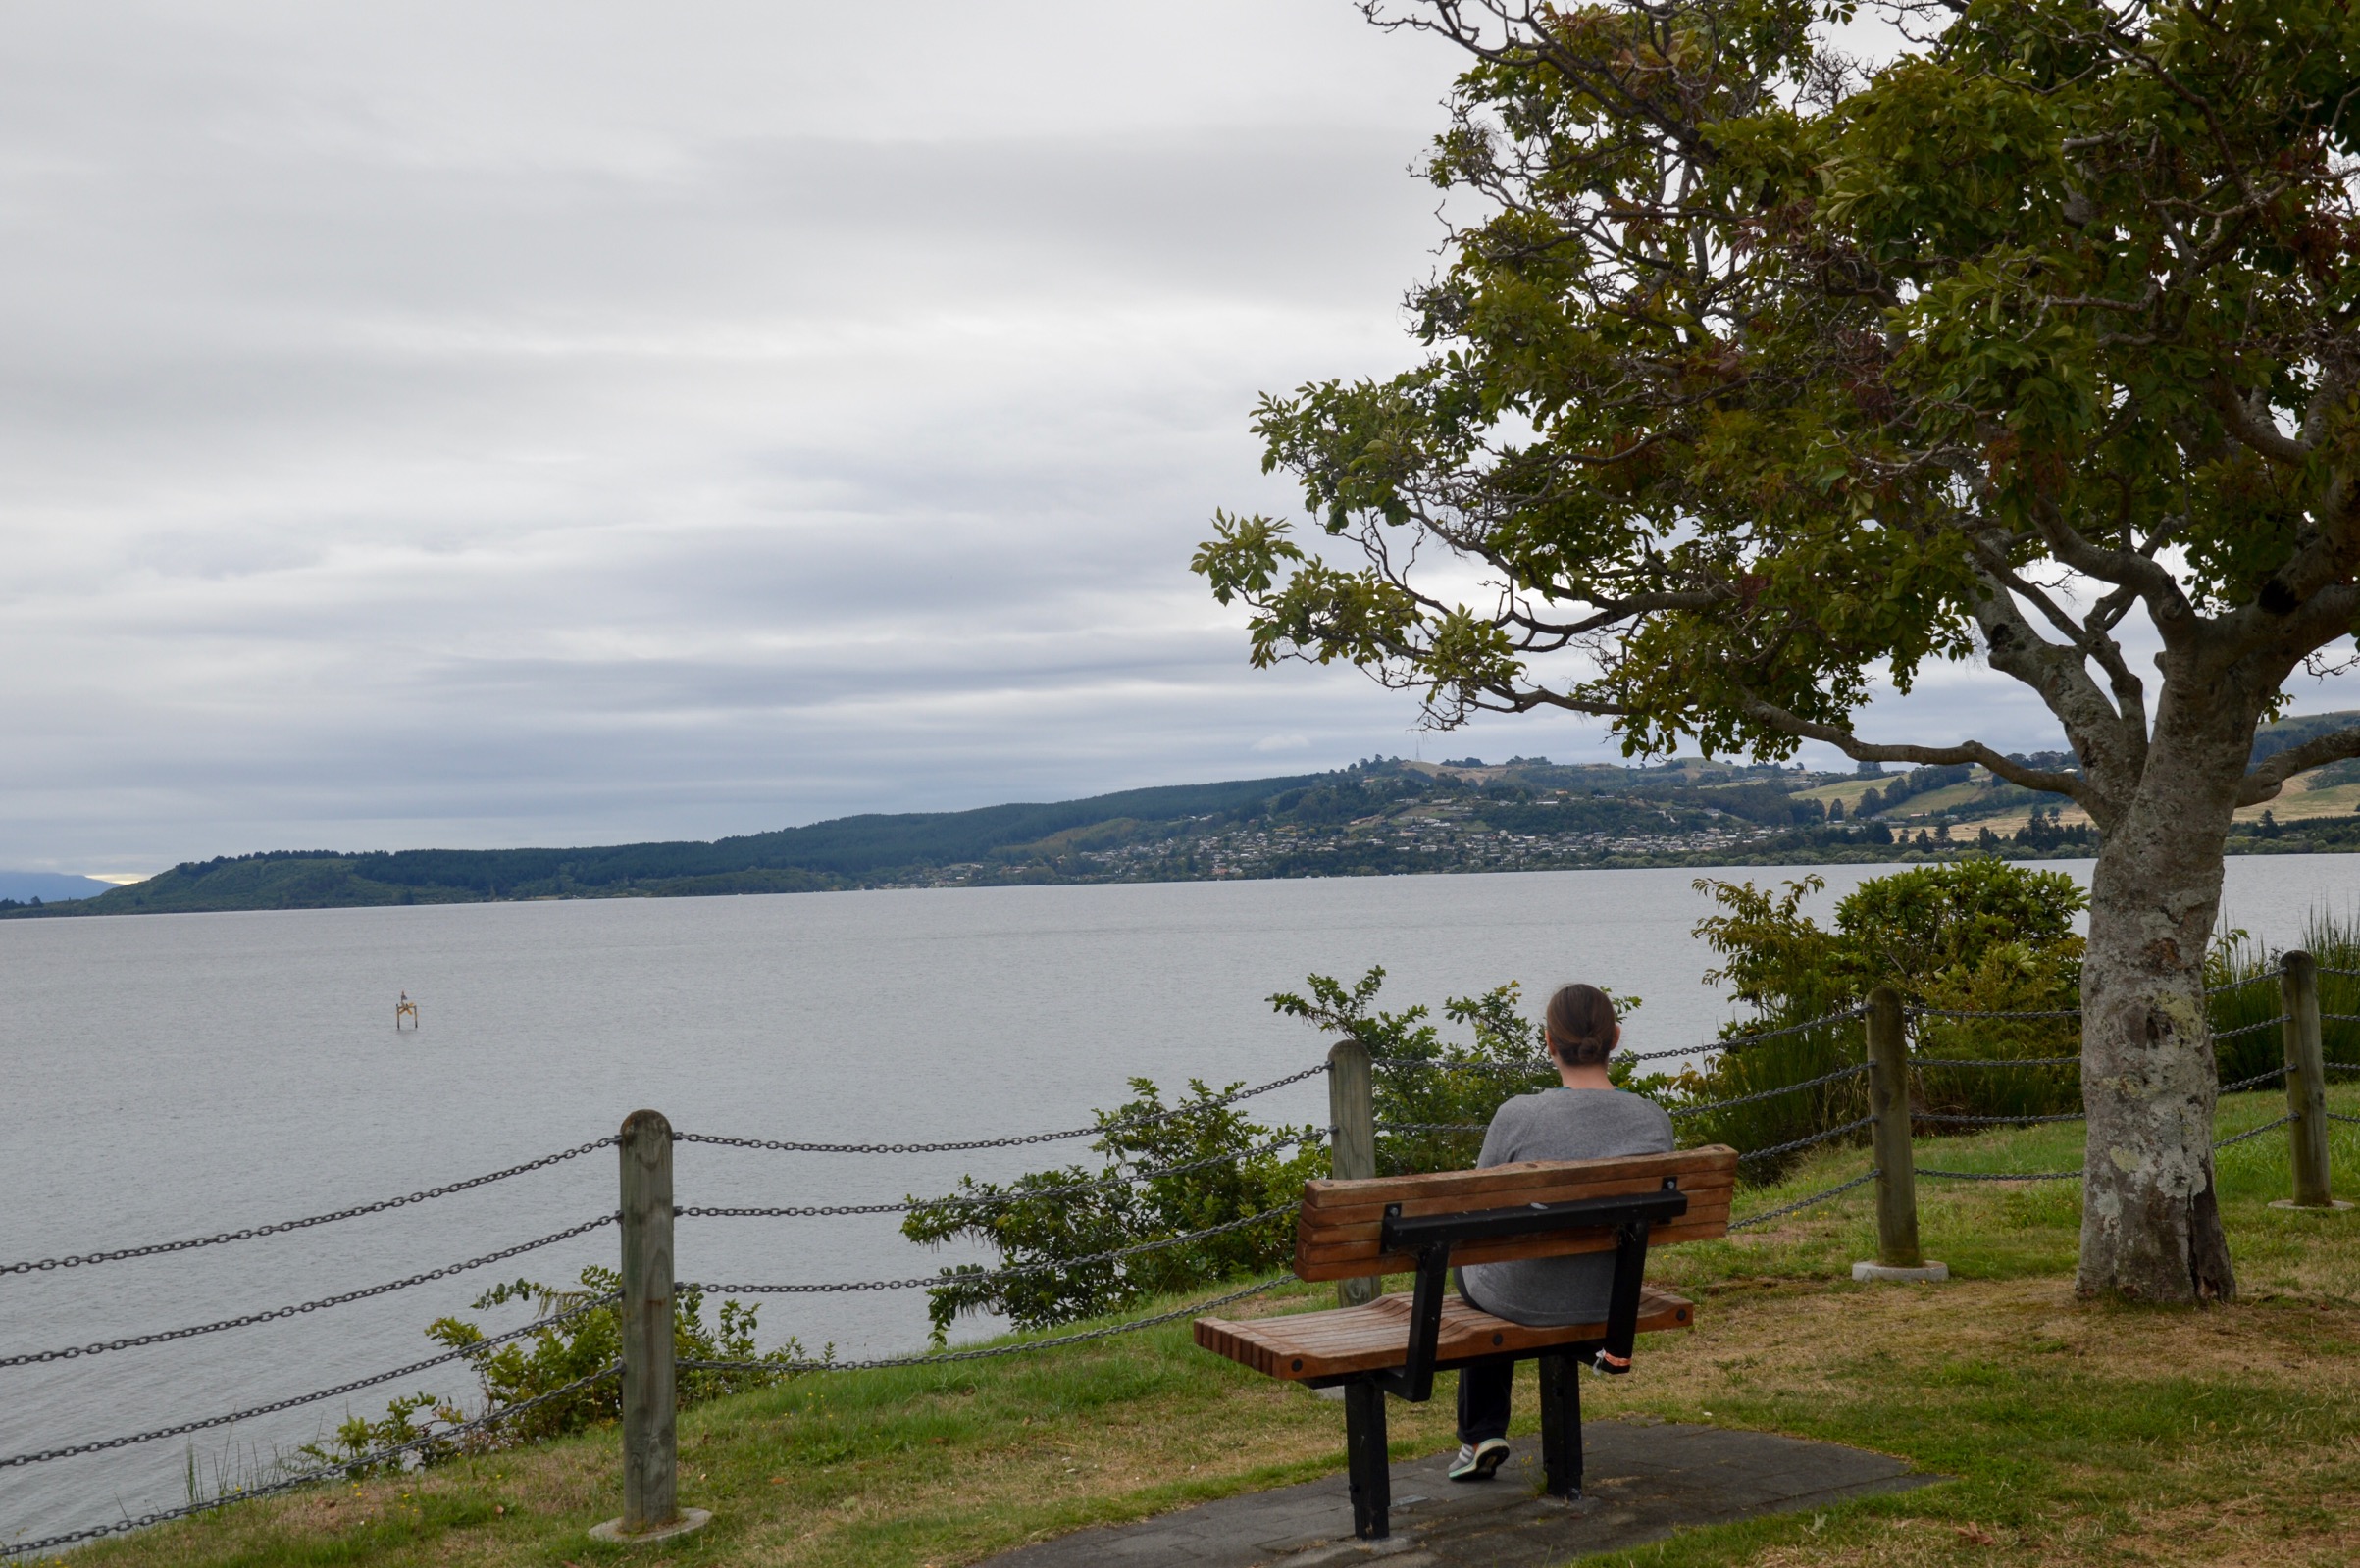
[{"x1": 1195, "y1": 0, "x2": 2360, "y2": 1301}]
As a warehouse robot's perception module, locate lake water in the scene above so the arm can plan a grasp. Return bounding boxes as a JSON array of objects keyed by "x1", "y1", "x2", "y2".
[{"x1": 5, "y1": 855, "x2": 2357, "y2": 1545}]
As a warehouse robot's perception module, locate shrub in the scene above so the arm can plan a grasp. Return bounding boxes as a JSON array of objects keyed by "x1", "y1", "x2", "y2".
[
  {"x1": 321, "y1": 1267, "x2": 821, "y2": 1474},
  {"x1": 1677, "y1": 862, "x2": 2087, "y2": 1170},
  {"x1": 901, "y1": 1082, "x2": 1323, "y2": 1337}
]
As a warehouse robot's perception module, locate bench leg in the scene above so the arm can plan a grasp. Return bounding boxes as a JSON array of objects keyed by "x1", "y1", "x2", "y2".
[
  {"x1": 1538, "y1": 1353, "x2": 1583, "y2": 1499},
  {"x1": 1344, "y1": 1379, "x2": 1391, "y2": 1540}
]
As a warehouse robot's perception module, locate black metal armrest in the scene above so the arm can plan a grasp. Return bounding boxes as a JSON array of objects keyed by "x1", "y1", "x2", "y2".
[{"x1": 1371, "y1": 1179, "x2": 1688, "y2": 1401}]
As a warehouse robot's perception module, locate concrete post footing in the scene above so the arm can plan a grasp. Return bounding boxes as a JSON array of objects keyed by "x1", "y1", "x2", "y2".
[
  {"x1": 590, "y1": 1508, "x2": 711, "y2": 1544},
  {"x1": 1850, "y1": 1260, "x2": 1949, "y2": 1284}
]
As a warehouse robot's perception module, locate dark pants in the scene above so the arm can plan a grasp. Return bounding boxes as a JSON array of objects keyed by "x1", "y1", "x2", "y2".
[
  {"x1": 1457, "y1": 1360, "x2": 1513, "y2": 1444},
  {"x1": 1456, "y1": 1274, "x2": 1513, "y2": 1444}
]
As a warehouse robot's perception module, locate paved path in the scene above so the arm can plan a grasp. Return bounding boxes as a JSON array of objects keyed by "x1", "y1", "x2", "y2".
[{"x1": 980, "y1": 1419, "x2": 1936, "y2": 1567}]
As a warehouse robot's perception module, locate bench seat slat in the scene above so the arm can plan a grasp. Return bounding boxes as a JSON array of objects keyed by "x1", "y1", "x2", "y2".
[{"x1": 1195, "y1": 1287, "x2": 1695, "y2": 1381}]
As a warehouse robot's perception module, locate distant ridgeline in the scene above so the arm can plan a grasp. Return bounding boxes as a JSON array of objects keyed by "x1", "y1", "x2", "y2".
[{"x1": 13, "y1": 714, "x2": 2359, "y2": 917}]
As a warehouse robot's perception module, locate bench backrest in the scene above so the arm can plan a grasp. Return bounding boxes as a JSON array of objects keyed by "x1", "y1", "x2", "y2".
[{"x1": 1294, "y1": 1146, "x2": 1738, "y2": 1282}]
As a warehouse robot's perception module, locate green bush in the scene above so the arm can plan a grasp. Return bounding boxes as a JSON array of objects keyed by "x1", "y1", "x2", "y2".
[
  {"x1": 321, "y1": 1267, "x2": 821, "y2": 1475},
  {"x1": 1676, "y1": 862, "x2": 2087, "y2": 1171},
  {"x1": 901, "y1": 1082, "x2": 1324, "y2": 1338}
]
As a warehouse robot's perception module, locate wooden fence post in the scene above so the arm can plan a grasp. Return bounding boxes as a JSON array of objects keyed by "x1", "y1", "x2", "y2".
[
  {"x1": 592, "y1": 1110, "x2": 710, "y2": 1543},
  {"x1": 1854, "y1": 986, "x2": 1946, "y2": 1282},
  {"x1": 2274, "y1": 951, "x2": 2347, "y2": 1212},
  {"x1": 1327, "y1": 1038, "x2": 1378, "y2": 1309}
]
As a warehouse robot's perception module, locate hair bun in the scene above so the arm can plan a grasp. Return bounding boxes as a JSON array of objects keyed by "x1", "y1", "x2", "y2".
[{"x1": 1544, "y1": 983, "x2": 1617, "y2": 1068}]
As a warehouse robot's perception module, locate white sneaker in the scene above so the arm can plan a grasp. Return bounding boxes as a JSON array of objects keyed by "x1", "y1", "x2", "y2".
[{"x1": 1448, "y1": 1438, "x2": 1510, "y2": 1482}]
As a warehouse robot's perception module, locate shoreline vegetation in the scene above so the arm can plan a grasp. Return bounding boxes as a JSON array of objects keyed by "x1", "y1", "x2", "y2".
[{"x1": 14, "y1": 710, "x2": 2360, "y2": 919}]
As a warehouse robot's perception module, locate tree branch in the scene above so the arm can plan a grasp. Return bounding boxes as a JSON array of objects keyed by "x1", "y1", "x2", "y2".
[
  {"x1": 2235, "y1": 725, "x2": 2360, "y2": 805},
  {"x1": 1733, "y1": 696, "x2": 2095, "y2": 807},
  {"x1": 2027, "y1": 495, "x2": 2194, "y2": 631},
  {"x1": 2208, "y1": 376, "x2": 2311, "y2": 466}
]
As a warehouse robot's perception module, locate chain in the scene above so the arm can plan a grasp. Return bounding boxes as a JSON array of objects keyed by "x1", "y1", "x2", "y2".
[
  {"x1": 0, "y1": 1214, "x2": 618, "y2": 1370},
  {"x1": 916, "y1": 1130, "x2": 1322, "y2": 1209},
  {"x1": 1911, "y1": 1113, "x2": 2306, "y2": 1186},
  {"x1": 2213, "y1": 1114, "x2": 2296, "y2": 1149},
  {"x1": 676, "y1": 1201, "x2": 908, "y2": 1219},
  {"x1": 1371, "y1": 1056, "x2": 1556, "y2": 1075},
  {"x1": 684, "y1": 1204, "x2": 1299, "y2": 1297},
  {"x1": 1913, "y1": 1110, "x2": 2085, "y2": 1126},
  {"x1": 1915, "y1": 1055, "x2": 2080, "y2": 1069},
  {"x1": 1908, "y1": 1004, "x2": 2080, "y2": 1020},
  {"x1": 1910, "y1": 1056, "x2": 2291, "y2": 1088},
  {"x1": 1364, "y1": 1005, "x2": 1871, "y2": 1077},
  {"x1": 1, "y1": 1138, "x2": 617, "y2": 1277},
  {"x1": 1667, "y1": 1061, "x2": 1870, "y2": 1119},
  {"x1": 1737, "y1": 1117, "x2": 1875, "y2": 1163},
  {"x1": 681, "y1": 1274, "x2": 1294, "y2": 1377},
  {"x1": 2211, "y1": 1016, "x2": 2288, "y2": 1040},
  {"x1": 0, "y1": 1362, "x2": 621, "y2": 1559},
  {"x1": 1711, "y1": 1004, "x2": 1872, "y2": 1049},
  {"x1": 678, "y1": 1131, "x2": 1328, "y2": 1223},
  {"x1": 1, "y1": 1294, "x2": 619, "y2": 1470},
  {"x1": 2327, "y1": 1111, "x2": 2360, "y2": 1125},
  {"x1": 674, "y1": 1064, "x2": 1329, "y2": 1157},
  {"x1": 2316, "y1": 967, "x2": 2360, "y2": 980},
  {"x1": 2322, "y1": 1012, "x2": 2360, "y2": 1024},
  {"x1": 1726, "y1": 1170, "x2": 1878, "y2": 1230},
  {"x1": 1377, "y1": 1064, "x2": 1869, "y2": 1132}
]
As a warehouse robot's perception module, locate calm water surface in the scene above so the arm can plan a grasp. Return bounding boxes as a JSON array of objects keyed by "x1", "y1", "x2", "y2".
[{"x1": 5, "y1": 858, "x2": 2356, "y2": 1543}]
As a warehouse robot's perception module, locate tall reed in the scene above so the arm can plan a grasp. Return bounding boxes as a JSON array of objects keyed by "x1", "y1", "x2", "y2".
[{"x1": 2204, "y1": 909, "x2": 2360, "y2": 1081}]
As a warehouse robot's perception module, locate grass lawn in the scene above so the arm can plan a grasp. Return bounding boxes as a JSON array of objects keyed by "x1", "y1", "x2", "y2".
[{"x1": 42, "y1": 1086, "x2": 2360, "y2": 1568}]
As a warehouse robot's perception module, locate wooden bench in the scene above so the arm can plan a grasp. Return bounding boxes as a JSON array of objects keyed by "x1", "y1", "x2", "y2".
[{"x1": 1195, "y1": 1146, "x2": 1737, "y2": 1540}]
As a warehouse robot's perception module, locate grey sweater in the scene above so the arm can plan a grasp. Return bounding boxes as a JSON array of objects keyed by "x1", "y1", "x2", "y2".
[{"x1": 1457, "y1": 1087, "x2": 1676, "y2": 1327}]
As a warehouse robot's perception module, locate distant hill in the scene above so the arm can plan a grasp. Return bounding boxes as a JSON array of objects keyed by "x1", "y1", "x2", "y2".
[
  {"x1": 0, "y1": 870, "x2": 115, "y2": 904},
  {"x1": 11, "y1": 771, "x2": 1347, "y2": 916},
  {"x1": 2251, "y1": 709, "x2": 2360, "y2": 761},
  {"x1": 7, "y1": 757, "x2": 1827, "y2": 917},
  {"x1": 15, "y1": 713, "x2": 2357, "y2": 919}
]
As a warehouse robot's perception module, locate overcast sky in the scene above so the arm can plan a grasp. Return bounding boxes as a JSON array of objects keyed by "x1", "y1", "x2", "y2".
[{"x1": 3, "y1": 1, "x2": 2351, "y2": 876}]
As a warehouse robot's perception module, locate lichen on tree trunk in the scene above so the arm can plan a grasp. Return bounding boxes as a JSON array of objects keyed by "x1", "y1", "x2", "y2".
[{"x1": 2076, "y1": 745, "x2": 2239, "y2": 1303}]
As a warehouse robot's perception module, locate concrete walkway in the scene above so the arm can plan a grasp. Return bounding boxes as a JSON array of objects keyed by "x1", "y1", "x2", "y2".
[{"x1": 980, "y1": 1419, "x2": 1937, "y2": 1567}]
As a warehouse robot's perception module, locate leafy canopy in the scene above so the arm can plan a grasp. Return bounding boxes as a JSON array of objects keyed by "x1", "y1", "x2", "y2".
[{"x1": 1195, "y1": 0, "x2": 2360, "y2": 821}]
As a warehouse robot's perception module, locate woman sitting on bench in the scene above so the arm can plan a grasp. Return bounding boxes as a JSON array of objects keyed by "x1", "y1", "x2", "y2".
[{"x1": 1449, "y1": 982, "x2": 1674, "y2": 1483}]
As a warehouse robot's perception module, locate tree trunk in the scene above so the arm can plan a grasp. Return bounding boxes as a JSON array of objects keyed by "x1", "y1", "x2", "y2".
[{"x1": 2077, "y1": 734, "x2": 2239, "y2": 1303}]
